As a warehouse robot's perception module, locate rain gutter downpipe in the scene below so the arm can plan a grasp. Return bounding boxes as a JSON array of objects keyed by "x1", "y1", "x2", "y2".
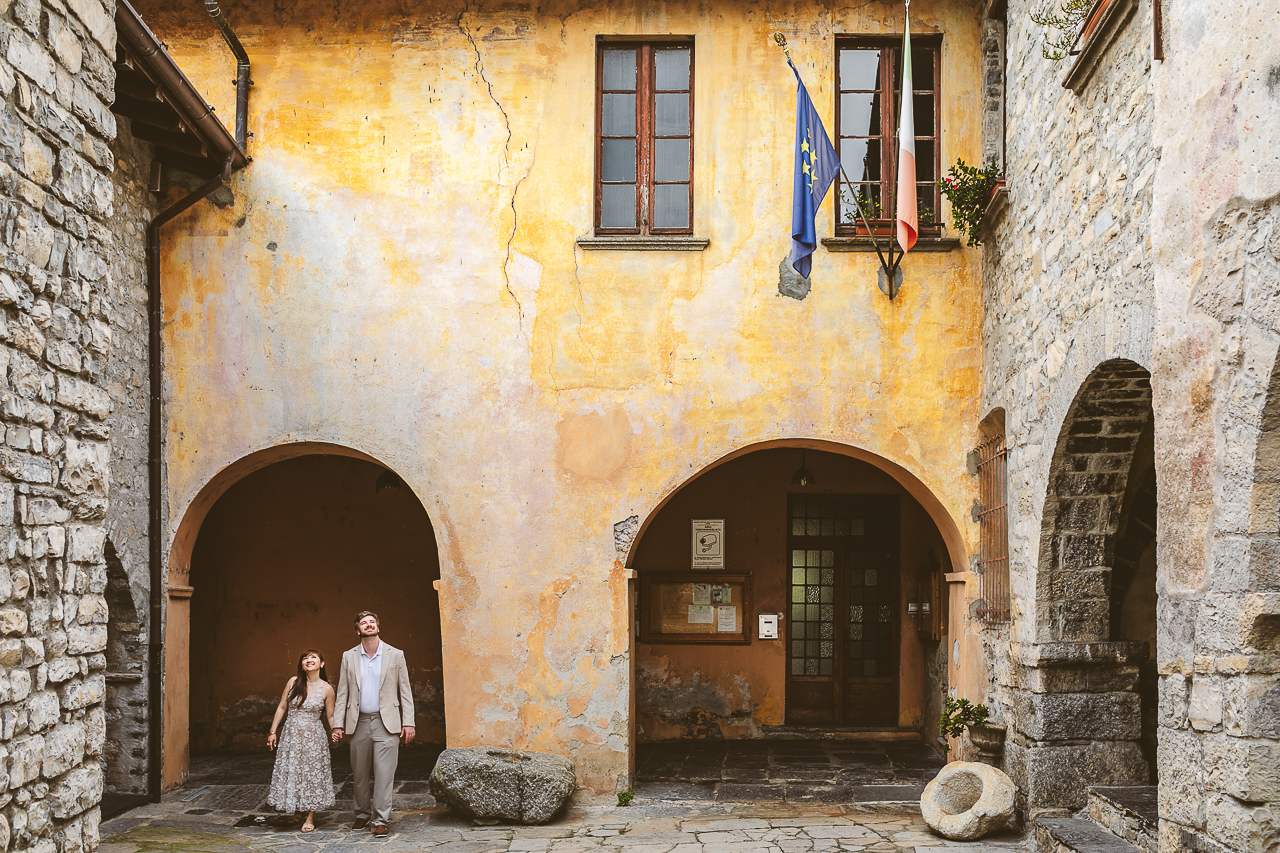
[
  {"x1": 145, "y1": 156, "x2": 233, "y2": 803},
  {"x1": 204, "y1": 0, "x2": 251, "y2": 149}
]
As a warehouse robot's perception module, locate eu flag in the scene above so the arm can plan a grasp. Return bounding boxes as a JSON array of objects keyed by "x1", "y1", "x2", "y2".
[{"x1": 789, "y1": 62, "x2": 841, "y2": 279}]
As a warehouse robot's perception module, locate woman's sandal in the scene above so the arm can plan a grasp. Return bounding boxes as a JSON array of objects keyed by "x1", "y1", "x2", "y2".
[{"x1": 301, "y1": 821, "x2": 315, "y2": 833}]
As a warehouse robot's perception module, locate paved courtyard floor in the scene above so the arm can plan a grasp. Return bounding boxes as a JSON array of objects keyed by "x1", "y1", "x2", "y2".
[
  {"x1": 102, "y1": 796, "x2": 1026, "y2": 853},
  {"x1": 101, "y1": 744, "x2": 1025, "y2": 853}
]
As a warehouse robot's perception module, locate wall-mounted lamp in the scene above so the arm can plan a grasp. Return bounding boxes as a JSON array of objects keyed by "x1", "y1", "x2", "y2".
[{"x1": 791, "y1": 450, "x2": 815, "y2": 487}]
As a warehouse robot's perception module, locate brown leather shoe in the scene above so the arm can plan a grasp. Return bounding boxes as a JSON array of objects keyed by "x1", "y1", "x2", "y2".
[
  {"x1": 352, "y1": 818, "x2": 369, "y2": 830},
  {"x1": 372, "y1": 824, "x2": 389, "y2": 837}
]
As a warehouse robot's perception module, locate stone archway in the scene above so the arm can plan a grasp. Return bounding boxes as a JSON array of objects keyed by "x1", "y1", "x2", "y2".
[
  {"x1": 163, "y1": 443, "x2": 445, "y2": 789},
  {"x1": 1015, "y1": 359, "x2": 1157, "y2": 809},
  {"x1": 1036, "y1": 360, "x2": 1154, "y2": 644}
]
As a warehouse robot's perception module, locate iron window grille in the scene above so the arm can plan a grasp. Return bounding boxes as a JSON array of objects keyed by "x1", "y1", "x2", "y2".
[{"x1": 973, "y1": 434, "x2": 1010, "y2": 622}]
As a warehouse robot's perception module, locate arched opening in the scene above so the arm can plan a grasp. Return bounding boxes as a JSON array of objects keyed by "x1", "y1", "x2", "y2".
[
  {"x1": 103, "y1": 540, "x2": 148, "y2": 801},
  {"x1": 1022, "y1": 359, "x2": 1158, "y2": 808},
  {"x1": 1111, "y1": 421, "x2": 1157, "y2": 781},
  {"x1": 164, "y1": 444, "x2": 444, "y2": 789},
  {"x1": 1251, "y1": 353, "x2": 1280, "y2": 595},
  {"x1": 628, "y1": 442, "x2": 957, "y2": 791}
]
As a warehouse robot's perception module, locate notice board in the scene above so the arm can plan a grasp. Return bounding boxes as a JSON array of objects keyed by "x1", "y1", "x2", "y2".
[{"x1": 639, "y1": 572, "x2": 751, "y2": 644}]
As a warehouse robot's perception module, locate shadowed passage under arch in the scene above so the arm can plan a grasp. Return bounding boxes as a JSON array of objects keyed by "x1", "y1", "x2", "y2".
[
  {"x1": 630, "y1": 444, "x2": 953, "y2": 743},
  {"x1": 187, "y1": 454, "x2": 444, "y2": 752}
]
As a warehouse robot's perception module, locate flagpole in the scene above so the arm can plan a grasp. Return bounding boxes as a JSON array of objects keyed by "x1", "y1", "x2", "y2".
[
  {"x1": 835, "y1": 165, "x2": 896, "y2": 285},
  {"x1": 885, "y1": 0, "x2": 913, "y2": 298},
  {"x1": 773, "y1": 33, "x2": 897, "y2": 290}
]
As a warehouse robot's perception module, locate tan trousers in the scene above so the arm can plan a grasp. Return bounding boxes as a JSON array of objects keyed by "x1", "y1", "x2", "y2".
[{"x1": 351, "y1": 712, "x2": 399, "y2": 825}]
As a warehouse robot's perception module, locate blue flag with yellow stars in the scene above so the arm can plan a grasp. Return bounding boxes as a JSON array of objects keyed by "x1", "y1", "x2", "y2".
[{"x1": 789, "y1": 61, "x2": 841, "y2": 279}]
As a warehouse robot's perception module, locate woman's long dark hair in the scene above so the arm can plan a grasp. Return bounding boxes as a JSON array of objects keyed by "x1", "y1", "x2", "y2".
[{"x1": 287, "y1": 650, "x2": 328, "y2": 707}]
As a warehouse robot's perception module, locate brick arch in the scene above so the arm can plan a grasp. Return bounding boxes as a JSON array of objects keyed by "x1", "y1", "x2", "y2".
[{"x1": 1036, "y1": 359, "x2": 1154, "y2": 643}]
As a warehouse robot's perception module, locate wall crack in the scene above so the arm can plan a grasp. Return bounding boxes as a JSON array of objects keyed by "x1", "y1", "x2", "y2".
[{"x1": 459, "y1": 6, "x2": 533, "y2": 343}]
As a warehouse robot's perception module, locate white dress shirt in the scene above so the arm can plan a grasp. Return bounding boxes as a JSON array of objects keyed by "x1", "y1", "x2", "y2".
[{"x1": 359, "y1": 642, "x2": 382, "y2": 714}]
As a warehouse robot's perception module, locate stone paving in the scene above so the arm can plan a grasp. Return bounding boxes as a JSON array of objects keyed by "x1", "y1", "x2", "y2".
[
  {"x1": 635, "y1": 740, "x2": 945, "y2": 803},
  {"x1": 101, "y1": 796, "x2": 1027, "y2": 853},
  {"x1": 100, "y1": 746, "x2": 1024, "y2": 853}
]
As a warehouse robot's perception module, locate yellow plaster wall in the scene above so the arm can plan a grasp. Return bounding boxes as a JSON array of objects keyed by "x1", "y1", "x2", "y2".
[{"x1": 138, "y1": 0, "x2": 985, "y2": 791}]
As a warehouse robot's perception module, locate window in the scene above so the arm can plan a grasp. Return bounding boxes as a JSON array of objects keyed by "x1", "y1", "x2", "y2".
[
  {"x1": 595, "y1": 40, "x2": 693, "y2": 235},
  {"x1": 834, "y1": 35, "x2": 941, "y2": 237}
]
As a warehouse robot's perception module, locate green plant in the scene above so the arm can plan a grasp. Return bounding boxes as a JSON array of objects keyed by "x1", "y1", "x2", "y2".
[
  {"x1": 937, "y1": 158, "x2": 1003, "y2": 246},
  {"x1": 617, "y1": 790, "x2": 634, "y2": 807},
  {"x1": 1030, "y1": 0, "x2": 1093, "y2": 61},
  {"x1": 939, "y1": 696, "x2": 989, "y2": 740},
  {"x1": 840, "y1": 187, "x2": 882, "y2": 224},
  {"x1": 839, "y1": 188, "x2": 936, "y2": 228}
]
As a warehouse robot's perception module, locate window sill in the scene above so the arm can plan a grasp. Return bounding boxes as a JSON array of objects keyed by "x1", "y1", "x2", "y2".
[
  {"x1": 577, "y1": 236, "x2": 709, "y2": 252},
  {"x1": 1062, "y1": 0, "x2": 1138, "y2": 94},
  {"x1": 821, "y1": 235, "x2": 962, "y2": 253}
]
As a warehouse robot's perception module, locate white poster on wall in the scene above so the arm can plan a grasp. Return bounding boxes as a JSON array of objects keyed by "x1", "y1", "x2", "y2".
[{"x1": 692, "y1": 519, "x2": 725, "y2": 569}]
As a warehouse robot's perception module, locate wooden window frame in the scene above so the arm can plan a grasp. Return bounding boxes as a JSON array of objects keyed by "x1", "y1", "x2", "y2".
[
  {"x1": 833, "y1": 34, "x2": 943, "y2": 239},
  {"x1": 594, "y1": 37, "x2": 695, "y2": 237}
]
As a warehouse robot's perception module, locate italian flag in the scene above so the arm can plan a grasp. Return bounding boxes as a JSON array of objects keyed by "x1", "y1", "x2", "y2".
[{"x1": 895, "y1": 10, "x2": 917, "y2": 253}]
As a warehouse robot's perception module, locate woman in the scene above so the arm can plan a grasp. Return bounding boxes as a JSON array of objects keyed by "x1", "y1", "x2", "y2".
[{"x1": 266, "y1": 650, "x2": 336, "y2": 832}]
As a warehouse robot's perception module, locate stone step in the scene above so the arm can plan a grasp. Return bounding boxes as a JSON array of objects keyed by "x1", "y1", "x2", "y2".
[
  {"x1": 1033, "y1": 817, "x2": 1142, "y2": 853},
  {"x1": 1087, "y1": 786, "x2": 1157, "y2": 853}
]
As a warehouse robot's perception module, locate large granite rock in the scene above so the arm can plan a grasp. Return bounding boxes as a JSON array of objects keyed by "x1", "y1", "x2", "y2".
[
  {"x1": 921, "y1": 761, "x2": 1016, "y2": 840},
  {"x1": 430, "y1": 747, "x2": 576, "y2": 824}
]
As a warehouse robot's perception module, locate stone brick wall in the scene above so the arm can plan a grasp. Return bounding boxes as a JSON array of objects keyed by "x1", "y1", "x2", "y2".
[
  {"x1": 1149, "y1": 0, "x2": 1280, "y2": 847},
  {"x1": 978, "y1": 0, "x2": 1158, "y2": 815},
  {"x1": 100, "y1": 118, "x2": 153, "y2": 798},
  {"x1": 0, "y1": 0, "x2": 153, "y2": 848}
]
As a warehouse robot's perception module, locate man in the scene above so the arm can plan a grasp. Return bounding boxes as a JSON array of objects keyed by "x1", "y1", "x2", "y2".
[{"x1": 332, "y1": 611, "x2": 415, "y2": 836}]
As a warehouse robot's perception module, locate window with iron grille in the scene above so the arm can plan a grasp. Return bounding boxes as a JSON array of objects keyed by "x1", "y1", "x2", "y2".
[
  {"x1": 834, "y1": 35, "x2": 942, "y2": 237},
  {"x1": 595, "y1": 39, "x2": 694, "y2": 235},
  {"x1": 973, "y1": 434, "x2": 1010, "y2": 622}
]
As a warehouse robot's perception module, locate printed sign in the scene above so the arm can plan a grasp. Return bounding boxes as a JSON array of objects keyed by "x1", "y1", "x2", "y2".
[
  {"x1": 688, "y1": 605, "x2": 713, "y2": 624},
  {"x1": 692, "y1": 519, "x2": 725, "y2": 569},
  {"x1": 716, "y1": 605, "x2": 737, "y2": 632}
]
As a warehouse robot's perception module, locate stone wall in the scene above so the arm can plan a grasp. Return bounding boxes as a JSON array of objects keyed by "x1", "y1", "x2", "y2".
[
  {"x1": 100, "y1": 118, "x2": 153, "y2": 798},
  {"x1": 980, "y1": 0, "x2": 1158, "y2": 814},
  {"x1": 0, "y1": 0, "x2": 149, "y2": 848},
  {"x1": 1150, "y1": 0, "x2": 1280, "y2": 848}
]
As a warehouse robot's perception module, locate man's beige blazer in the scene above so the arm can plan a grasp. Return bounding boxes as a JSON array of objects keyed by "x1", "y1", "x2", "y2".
[{"x1": 333, "y1": 641, "x2": 415, "y2": 735}]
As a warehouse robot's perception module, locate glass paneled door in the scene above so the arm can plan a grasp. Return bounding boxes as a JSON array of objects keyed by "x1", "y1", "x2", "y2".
[{"x1": 785, "y1": 496, "x2": 900, "y2": 726}]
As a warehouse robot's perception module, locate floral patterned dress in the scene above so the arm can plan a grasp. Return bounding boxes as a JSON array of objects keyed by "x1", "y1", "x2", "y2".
[{"x1": 268, "y1": 685, "x2": 334, "y2": 813}]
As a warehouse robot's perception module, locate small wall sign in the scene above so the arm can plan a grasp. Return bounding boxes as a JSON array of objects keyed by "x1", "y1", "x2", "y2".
[{"x1": 692, "y1": 519, "x2": 725, "y2": 569}]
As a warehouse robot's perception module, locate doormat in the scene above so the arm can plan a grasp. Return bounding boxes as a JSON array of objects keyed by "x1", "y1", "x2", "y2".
[{"x1": 197, "y1": 785, "x2": 270, "y2": 811}]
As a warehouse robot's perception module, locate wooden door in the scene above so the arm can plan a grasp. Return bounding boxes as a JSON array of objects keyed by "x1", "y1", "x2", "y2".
[{"x1": 785, "y1": 496, "x2": 900, "y2": 726}]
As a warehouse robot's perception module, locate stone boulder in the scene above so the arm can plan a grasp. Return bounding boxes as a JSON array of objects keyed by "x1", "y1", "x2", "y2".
[
  {"x1": 921, "y1": 760, "x2": 1016, "y2": 840},
  {"x1": 430, "y1": 746, "x2": 575, "y2": 824}
]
